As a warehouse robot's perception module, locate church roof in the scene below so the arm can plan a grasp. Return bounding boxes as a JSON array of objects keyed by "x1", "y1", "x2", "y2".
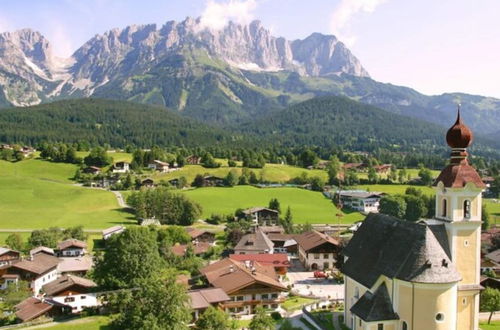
[
  {"x1": 433, "y1": 163, "x2": 485, "y2": 189},
  {"x1": 350, "y1": 283, "x2": 399, "y2": 322},
  {"x1": 342, "y1": 213, "x2": 461, "y2": 288}
]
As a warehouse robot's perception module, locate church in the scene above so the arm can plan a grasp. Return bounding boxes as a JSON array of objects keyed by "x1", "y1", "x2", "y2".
[{"x1": 342, "y1": 110, "x2": 485, "y2": 330}]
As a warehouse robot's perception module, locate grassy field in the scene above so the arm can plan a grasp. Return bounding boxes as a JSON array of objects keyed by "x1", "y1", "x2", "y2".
[
  {"x1": 152, "y1": 163, "x2": 328, "y2": 184},
  {"x1": 181, "y1": 186, "x2": 363, "y2": 224},
  {"x1": 282, "y1": 296, "x2": 318, "y2": 311},
  {"x1": 0, "y1": 159, "x2": 134, "y2": 229},
  {"x1": 485, "y1": 199, "x2": 500, "y2": 225},
  {"x1": 479, "y1": 320, "x2": 500, "y2": 330},
  {"x1": 25, "y1": 316, "x2": 111, "y2": 330},
  {"x1": 354, "y1": 184, "x2": 435, "y2": 196}
]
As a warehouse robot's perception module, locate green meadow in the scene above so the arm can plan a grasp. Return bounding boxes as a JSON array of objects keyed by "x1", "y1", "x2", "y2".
[
  {"x1": 0, "y1": 159, "x2": 133, "y2": 229},
  {"x1": 354, "y1": 184, "x2": 435, "y2": 196},
  {"x1": 181, "y1": 186, "x2": 363, "y2": 224}
]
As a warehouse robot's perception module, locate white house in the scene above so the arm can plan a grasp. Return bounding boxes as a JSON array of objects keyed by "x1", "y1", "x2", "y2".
[
  {"x1": 5, "y1": 253, "x2": 59, "y2": 295},
  {"x1": 102, "y1": 225, "x2": 125, "y2": 240},
  {"x1": 112, "y1": 161, "x2": 130, "y2": 173},
  {"x1": 148, "y1": 160, "x2": 170, "y2": 172},
  {"x1": 337, "y1": 190, "x2": 385, "y2": 213},
  {"x1": 294, "y1": 230, "x2": 341, "y2": 270},
  {"x1": 42, "y1": 275, "x2": 98, "y2": 313},
  {"x1": 57, "y1": 239, "x2": 87, "y2": 257}
]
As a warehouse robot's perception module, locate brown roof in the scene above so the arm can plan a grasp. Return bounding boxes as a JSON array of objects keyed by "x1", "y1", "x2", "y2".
[
  {"x1": 42, "y1": 275, "x2": 96, "y2": 296},
  {"x1": 259, "y1": 226, "x2": 285, "y2": 234},
  {"x1": 294, "y1": 230, "x2": 340, "y2": 252},
  {"x1": 267, "y1": 233, "x2": 296, "y2": 242},
  {"x1": 185, "y1": 228, "x2": 214, "y2": 240},
  {"x1": 171, "y1": 242, "x2": 211, "y2": 257},
  {"x1": 102, "y1": 225, "x2": 125, "y2": 236},
  {"x1": 243, "y1": 207, "x2": 279, "y2": 215},
  {"x1": 433, "y1": 162, "x2": 485, "y2": 189},
  {"x1": 10, "y1": 254, "x2": 59, "y2": 275},
  {"x1": 15, "y1": 298, "x2": 54, "y2": 322},
  {"x1": 57, "y1": 239, "x2": 87, "y2": 250},
  {"x1": 485, "y1": 249, "x2": 500, "y2": 264},
  {"x1": 30, "y1": 246, "x2": 54, "y2": 256},
  {"x1": 188, "y1": 288, "x2": 230, "y2": 310},
  {"x1": 229, "y1": 253, "x2": 291, "y2": 268},
  {"x1": 57, "y1": 256, "x2": 93, "y2": 273},
  {"x1": 201, "y1": 258, "x2": 286, "y2": 295}
]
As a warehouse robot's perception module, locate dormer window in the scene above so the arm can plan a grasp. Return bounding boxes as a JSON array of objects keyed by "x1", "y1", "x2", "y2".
[
  {"x1": 463, "y1": 200, "x2": 471, "y2": 219},
  {"x1": 442, "y1": 199, "x2": 447, "y2": 218}
]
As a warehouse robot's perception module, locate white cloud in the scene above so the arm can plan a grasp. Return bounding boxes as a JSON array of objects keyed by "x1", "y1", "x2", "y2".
[
  {"x1": 46, "y1": 21, "x2": 74, "y2": 58},
  {"x1": 200, "y1": 0, "x2": 258, "y2": 30},
  {"x1": 0, "y1": 15, "x2": 11, "y2": 33},
  {"x1": 330, "y1": 0, "x2": 387, "y2": 45}
]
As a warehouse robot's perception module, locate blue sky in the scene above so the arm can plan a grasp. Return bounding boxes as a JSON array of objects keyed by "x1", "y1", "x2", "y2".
[{"x1": 1, "y1": 0, "x2": 499, "y2": 98}]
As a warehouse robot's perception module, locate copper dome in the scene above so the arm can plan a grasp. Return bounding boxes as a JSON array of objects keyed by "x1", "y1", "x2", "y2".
[{"x1": 446, "y1": 109, "x2": 473, "y2": 148}]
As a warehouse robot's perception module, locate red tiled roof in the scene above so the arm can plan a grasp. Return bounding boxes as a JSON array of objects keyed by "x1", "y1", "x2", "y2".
[
  {"x1": 15, "y1": 298, "x2": 54, "y2": 322},
  {"x1": 229, "y1": 253, "x2": 291, "y2": 268},
  {"x1": 57, "y1": 239, "x2": 87, "y2": 250},
  {"x1": 294, "y1": 230, "x2": 340, "y2": 252},
  {"x1": 433, "y1": 162, "x2": 485, "y2": 189},
  {"x1": 171, "y1": 242, "x2": 211, "y2": 257}
]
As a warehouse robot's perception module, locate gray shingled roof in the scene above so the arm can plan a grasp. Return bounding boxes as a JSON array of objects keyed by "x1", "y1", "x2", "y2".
[
  {"x1": 350, "y1": 283, "x2": 399, "y2": 322},
  {"x1": 342, "y1": 213, "x2": 461, "y2": 288},
  {"x1": 234, "y1": 228, "x2": 274, "y2": 253}
]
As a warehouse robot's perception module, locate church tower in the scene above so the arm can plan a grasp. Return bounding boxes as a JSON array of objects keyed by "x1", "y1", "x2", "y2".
[{"x1": 433, "y1": 108, "x2": 485, "y2": 330}]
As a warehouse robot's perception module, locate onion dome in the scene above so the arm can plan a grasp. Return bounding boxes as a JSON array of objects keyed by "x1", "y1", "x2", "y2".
[{"x1": 446, "y1": 108, "x2": 473, "y2": 149}]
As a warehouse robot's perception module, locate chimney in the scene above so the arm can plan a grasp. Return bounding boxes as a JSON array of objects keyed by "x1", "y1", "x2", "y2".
[{"x1": 229, "y1": 265, "x2": 234, "y2": 273}]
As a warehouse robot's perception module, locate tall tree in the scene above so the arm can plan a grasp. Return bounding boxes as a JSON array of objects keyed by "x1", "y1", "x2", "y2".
[
  {"x1": 249, "y1": 306, "x2": 275, "y2": 330},
  {"x1": 404, "y1": 195, "x2": 428, "y2": 222},
  {"x1": 480, "y1": 287, "x2": 500, "y2": 324},
  {"x1": 379, "y1": 195, "x2": 407, "y2": 219},
  {"x1": 5, "y1": 234, "x2": 23, "y2": 251},
  {"x1": 326, "y1": 155, "x2": 341, "y2": 185},
  {"x1": 268, "y1": 198, "x2": 281, "y2": 214},
  {"x1": 195, "y1": 306, "x2": 237, "y2": 330},
  {"x1": 281, "y1": 207, "x2": 294, "y2": 234}
]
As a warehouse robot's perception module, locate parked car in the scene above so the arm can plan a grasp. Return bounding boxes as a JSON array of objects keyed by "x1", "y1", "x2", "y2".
[{"x1": 313, "y1": 271, "x2": 327, "y2": 278}]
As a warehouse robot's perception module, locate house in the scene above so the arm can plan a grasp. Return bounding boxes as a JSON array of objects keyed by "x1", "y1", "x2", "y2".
[
  {"x1": 148, "y1": 160, "x2": 170, "y2": 172},
  {"x1": 186, "y1": 228, "x2": 216, "y2": 245},
  {"x1": 42, "y1": 275, "x2": 98, "y2": 313},
  {"x1": 337, "y1": 190, "x2": 385, "y2": 213},
  {"x1": 57, "y1": 256, "x2": 93, "y2": 276},
  {"x1": 0, "y1": 247, "x2": 20, "y2": 266},
  {"x1": 229, "y1": 253, "x2": 291, "y2": 275},
  {"x1": 112, "y1": 161, "x2": 130, "y2": 173},
  {"x1": 57, "y1": 239, "x2": 87, "y2": 257},
  {"x1": 15, "y1": 297, "x2": 69, "y2": 323},
  {"x1": 242, "y1": 207, "x2": 279, "y2": 226},
  {"x1": 343, "y1": 163, "x2": 363, "y2": 171},
  {"x1": 6, "y1": 253, "x2": 59, "y2": 294},
  {"x1": 203, "y1": 175, "x2": 225, "y2": 187},
  {"x1": 102, "y1": 225, "x2": 125, "y2": 240},
  {"x1": 294, "y1": 230, "x2": 340, "y2": 270},
  {"x1": 200, "y1": 258, "x2": 287, "y2": 315},
  {"x1": 186, "y1": 155, "x2": 201, "y2": 165},
  {"x1": 373, "y1": 164, "x2": 392, "y2": 174},
  {"x1": 83, "y1": 166, "x2": 101, "y2": 175},
  {"x1": 480, "y1": 276, "x2": 500, "y2": 290},
  {"x1": 188, "y1": 288, "x2": 230, "y2": 321},
  {"x1": 30, "y1": 246, "x2": 55, "y2": 257},
  {"x1": 140, "y1": 218, "x2": 161, "y2": 226},
  {"x1": 141, "y1": 178, "x2": 155, "y2": 188},
  {"x1": 258, "y1": 225, "x2": 285, "y2": 234},
  {"x1": 342, "y1": 112, "x2": 484, "y2": 330},
  {"x1": 234, "y1": 228, "x2": 274, "y2": 255},
  {"x1": 266, "y1": 233, "x2": 297, "y2": 254},
  {"x1": 171, "y1": 242, "x2": 212, "y2": 257}
]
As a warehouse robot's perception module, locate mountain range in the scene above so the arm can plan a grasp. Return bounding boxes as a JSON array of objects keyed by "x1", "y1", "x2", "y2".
[{"x1": 0, "y1": 17, "x2": 499, "y2": 137}]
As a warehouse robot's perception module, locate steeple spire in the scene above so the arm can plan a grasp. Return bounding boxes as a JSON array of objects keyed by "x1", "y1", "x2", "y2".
[{"x1": 446, "y1": 106, "x2": 473, "y2": 164}]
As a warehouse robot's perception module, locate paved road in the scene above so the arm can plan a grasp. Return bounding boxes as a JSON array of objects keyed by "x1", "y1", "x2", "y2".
[{"x1": 111, "y1": 190, "x2": 129, "y2": 208}]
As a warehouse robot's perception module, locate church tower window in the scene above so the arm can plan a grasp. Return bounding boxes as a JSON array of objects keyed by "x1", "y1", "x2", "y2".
[
  {"x1": 442, "y1": 199, "x2": 447, "y2": 217},
  {"x1": 463, "y1": 200, "x2": 471, "y2": 219}
]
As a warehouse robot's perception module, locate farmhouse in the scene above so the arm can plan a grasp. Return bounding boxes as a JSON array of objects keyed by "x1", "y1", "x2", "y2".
[
  {"x1": 342, "y1": 112, "x2": 485, "y2": 330},
  {"x1": 0, "y1": 247, "x2": 20, "y2": 266},
  {"x1": 148, "y1": 160, "x2": 170, "y2": 172},
  {"x1": 337, "y1": 190, "x2": 385, "y2": 213},
  {"x1": 229, "y1": 253, "x2": 291, "y2": 276},
  {"x1": 203, "y1": 175, "x2": 225, "y2": 187},
  {"x1": 188, "y1": 288, "x2": 230, "y2": 321},
  {"x1": 373, "y1": 164, "x2": 392, "y2": 174},
  {"x1": 112, "y1": 161, "x2": 130, "y2": 173},
  {"x1": 30, "y1": 246, "x2": 55, "y2": 257},
  {"x1": 200, "y1": 258, "x2": 287, "y2": 315},
  {"x1": 242, "y1": 207, "x2": 279, "y2": 226},
  {"x1": 186, "y1": 228, "x2": 216, "y2": 245},
  {"x1": 83, "y1": 166, "x2": 101, "y2": 175},
  {"x1": 15, "y1": 297, "x2": 68, "y2": 323},
  {"x1": 57, "y1": 256, "x2": 93, "y2": 276},
  {"x1": 267, "y1": 233, "x2": 297, "y2": 254},
  {"x1": 186, "y1": 155, "x2": 201, "y2": 165},
  {"x1": 6, "y1": 253, "x2": 59, "y2": 294},
  {"x1": 57, "y1": 239, "x2": 87, "y2": 257},
  {"x1": 171, "y1": 242, "x2": 211, "y2": 257},
  {"x1": 141, "y1": 178, "x2": 155, "y2": 188},
  {"x1": 295, "y1": 230, "x2": 340, "y2": 270},
  {"x1": 42, "y1": 275, "x2": 98, "y2": 313},
  {"x1": 234, "y1": 228, "x2": 274, "y2": 255},
  {"x1": 102, "y1": 225, "x2": 125, "y2": 240}
]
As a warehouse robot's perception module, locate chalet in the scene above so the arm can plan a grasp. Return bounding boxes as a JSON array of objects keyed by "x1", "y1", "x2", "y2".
[
  {"x1": 294, "y1": 230, "x2": 341, "y2": 270},
  {"x1": 373, "y1": 164, "x2": 392, "y2": 174},
  {"x1": 337, "y1": 190, "x2": 385, "y2": 213},
  {"x1": 229, "y1": 253, "x2": 291, "y2": 276},
  {"x1": 83, "y1": 166, "x2": 101, "y2": 175},
  {"x1": 203, "y1": 175, "x2": 225, "y2": 187},
  {"x1": 186, "y1": 155, "x2": 201, "y2": 165},
  {"x1": 242, "y1": 207, "x2": 279, "y2": 225},
  {"x1": 0, "y1": 247, "x2": 20, "y2": 266},
  {"x1": 266, "y1": 233, "x2": 297, "y2": 254},
  {"x1": 102, "y1": 225, "x2": 125, "y2": 240},
  {"x1": 188, "y1": 288, "x2": 230, "y2": 321},
  {"x1": 171, "y1": 242, "x2": 211, "y2": 257},
  {"x1": 234, "y1": 228, "x2": 274, "y2": 255},
  {"x1": 141, "y1": 178, "x2": 155, "y2": 188},
  {"x1": 112, "y1": 161, "x2": 130, "y2": 173},
  {"x1": 6, "y1": 253, "x2": 59, "y2": 294},
  {"x1": 200, "y1": 258, "x2": 287, "y2": 315},
  {"x1": 343, "y1": 163, "x2": 363, "y2": 171},
  {"x1": 57, "y1": 256, "x2": 93, "y2": 276},
  {"x1": 186, "y1": 228, "x2": 216, "y2": 245},
  {"x1": 57, "y1": 239, "x2": 87, "y2": 257},
  {"x1": 258, "y1": 225, "x2": 285, "y2": 234},
  {"x1": 15, "y1": 297, "x2": 68, "y2": 323},
  {"x1": 42, "y1": 275, "x2": 98, "y2": 313},
  {"x1": 30, "y1": 246, "x2": 55, "y2": 257},
  {"x1": 148, "y1": 160, "x2": 170, "y2": 172}
]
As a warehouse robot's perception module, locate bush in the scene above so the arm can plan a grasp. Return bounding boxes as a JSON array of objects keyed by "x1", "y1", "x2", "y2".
[{"x1": 271, "y1": 312, "x2": 282, "y2": 321}]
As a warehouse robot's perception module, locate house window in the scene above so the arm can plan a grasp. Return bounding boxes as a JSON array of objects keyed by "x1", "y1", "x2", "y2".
[
  {"x1": 378, "y1": 324, "x2": 384, "y2": 330},
  {"x1": 442, "y1": 199, "x2": 447, "y2": 217},
  {"x1": 402, "y1": 321, "x2": 408, "y2": 330},
  {"x1": 359, "y1": 319, "x2": 362, "y2": 326},
  {"x1": 271, "y1": 293, "x2": 278, "y2": 299},
  {"x1": 271, "y1": 304, "x2": 278, "y2": 309},
  {"x1": 261, "y1": 294, "x2": 269, "y2": 300},
  {"x1": 354, "y1": 287, "x2": 359, "y2": 299},
  {"x1": 65, "y1": 297, "x2": 75, "y2": 303},
  {"x1": 464, "y1": 200, "x2": 471, "y2": 219},
  {"x1": 323, "y1": 254, "x2": 329, "y2": 259},
  {"x1": 236, "y1": 296, "x2": 244, "y2": 301},
  {"x1": 81, "y1": 296, "x2": 86, "y2": 299},
  {"x1": 314, "y1": 254, "x2": 320, "y2": 259},
  {"x1": 323, "y1": 262, "x2": 329, "y2": 269}
]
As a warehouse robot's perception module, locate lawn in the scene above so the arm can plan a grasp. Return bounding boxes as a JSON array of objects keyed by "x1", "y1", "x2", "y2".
[
  {"x1": 0, "y1": 159, "x2": 134, "y2": 229},
  {"x1": 479, "y1": 320, "x2": 500, "y2": 330},
  {"x1": 354, "y1": 184, "x2": 435, "y2": 196},
  {"x1": 25, "y1": 316, "x2": 112, "y2": 330},
  {"x1": 485, "y1": 198, "x2": 500, "y2": 220},
  {"x1": 152, "y1": 163, "x2": 328, "y2": 184},
  {"x1": 281, "y1": 296, "x2": 318, "y2": 311},
  {"x1": 181, "y1": 186, "x2": 363, "y2": 224}
]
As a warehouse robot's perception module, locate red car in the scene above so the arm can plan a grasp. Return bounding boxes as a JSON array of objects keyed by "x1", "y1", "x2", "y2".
[{"x1": 313, "y1": 271, "x2": 327, "y2": 278}]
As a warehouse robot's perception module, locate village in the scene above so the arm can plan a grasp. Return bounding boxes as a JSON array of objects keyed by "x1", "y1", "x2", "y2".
[{"x1": 0, "y1": 113, "x2": 498, "y2": 330}]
